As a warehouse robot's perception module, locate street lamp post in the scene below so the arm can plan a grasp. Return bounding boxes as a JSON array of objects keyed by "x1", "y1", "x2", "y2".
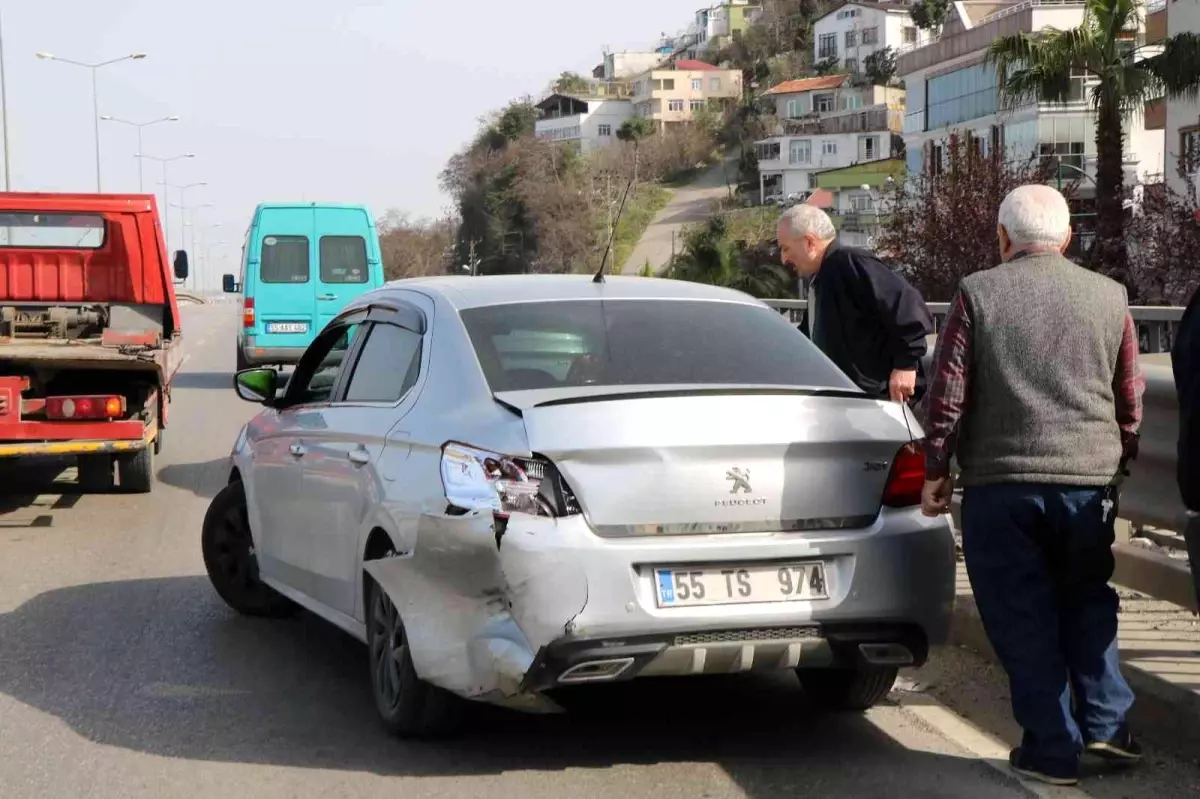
[
  {"x1": 100, "y1": 115, "x2": 178, "y2": 190},
  {"x1": 134, "y1": 153, "x2": 194, "y2": 251},
  {"x1": 36, "y1": 51, "x2": 147, "y2": 191},
  {"x1": 0, "y1": 10, "x2": 12, "y2": 190}
]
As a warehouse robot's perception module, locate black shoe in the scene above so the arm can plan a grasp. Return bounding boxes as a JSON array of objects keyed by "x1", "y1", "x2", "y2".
[
  {"x1": 1086, "y1": 725, "x2": 1143, "y2": 764},
  {"x1": 1008, "y1": 748, "x2": 1079, "y2": 786}
]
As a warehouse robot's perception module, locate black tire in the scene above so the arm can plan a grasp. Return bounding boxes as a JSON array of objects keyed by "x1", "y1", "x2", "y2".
[
  {"x1": 201, "y1": 480, "x2": 294, "y2": 617},
  {"x1": 117, "y1": 445, "x2": 154, "y2": 493},
  {"x1": 236, "y1": 345, "x2": 250, "y2": 372},
  {"x1": 796, "y1": 665, "x2": 898, "y2": 712},
  {"x1": 366, "y1": 577, "x2": 462, "y2": 738},
  {"x1": 77, "y1": 454, "x2": 115, "y2": 492}
]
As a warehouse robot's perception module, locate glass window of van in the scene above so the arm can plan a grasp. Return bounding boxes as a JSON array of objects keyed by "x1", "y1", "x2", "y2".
[
  {"x1": 260, "y1": 235, "x2": 310, "y2": 283},
  {"x1": 320, "y1": 235, "x2": 369, "y2": 284}
]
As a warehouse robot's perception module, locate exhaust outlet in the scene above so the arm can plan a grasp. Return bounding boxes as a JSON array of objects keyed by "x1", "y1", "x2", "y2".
[
  {"x1": 858, "y1": 643, "x2": 914, "y2": 666},
  {"x1": 557, "y1": 658, "x2": 635, "y2": 684}
]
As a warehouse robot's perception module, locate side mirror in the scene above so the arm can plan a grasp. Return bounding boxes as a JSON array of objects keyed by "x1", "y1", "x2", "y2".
[
  {"x1": 233, "y1": 368, "x2": 279, "y2": 405},
  {"x1": 173, "y1": 250, "x2": 189, "y2": 280},
  {"x1": 222, "y1": 273, "x2": 237, "y2": 293}
]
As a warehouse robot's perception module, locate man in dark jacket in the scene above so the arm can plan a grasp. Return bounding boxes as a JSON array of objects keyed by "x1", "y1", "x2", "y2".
[
  {"x1": 777, "y1": 204, "x2": 933, "y2": 403},
  {"x1": 1172, "y1": 286, "x2": 1200, "y2": 611}
]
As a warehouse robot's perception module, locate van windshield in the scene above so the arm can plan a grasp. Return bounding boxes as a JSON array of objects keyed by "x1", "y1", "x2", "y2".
[{"x1": 260, "y1": 235, "x2": 310, "y2": 283}]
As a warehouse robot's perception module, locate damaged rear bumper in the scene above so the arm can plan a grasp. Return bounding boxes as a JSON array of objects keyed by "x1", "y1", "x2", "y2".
[{"x1": 365, "y1": 505, "x2": 954, "y2": 712}]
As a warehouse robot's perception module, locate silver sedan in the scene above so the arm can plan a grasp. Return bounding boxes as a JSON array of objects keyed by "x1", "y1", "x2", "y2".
[{"x1": 202, "y1": 275, "x2": 956, "y2": 738}]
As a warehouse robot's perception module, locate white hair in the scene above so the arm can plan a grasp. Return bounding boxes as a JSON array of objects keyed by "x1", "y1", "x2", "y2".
[
  {"x1": 998, "y1": 184, "x2": 1071, "y2": 248},
  {"x1": 778, "y1": 203, "x2": 837, "y2": 240}
]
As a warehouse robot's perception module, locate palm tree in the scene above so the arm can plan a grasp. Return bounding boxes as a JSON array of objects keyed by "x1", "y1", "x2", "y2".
[
  {"x1": 616, "y1": 116, "x2": 656, "y2": 184},
  {"x1": 667, "y1": 217, "x2": 794, "y2": 298},
  {"x1": 987, "y1": 0, "x2": 1200, "y2": 292}
]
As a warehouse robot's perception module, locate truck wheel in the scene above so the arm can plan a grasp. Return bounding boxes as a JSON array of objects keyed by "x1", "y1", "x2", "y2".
[
  {"x1": 77, "y1": 455, "x2": 115, "y2": 492},
  {"x1": 796, "y1": 665, "x2": 898, "y2": 712},
  {"x1": 202, "y1": 480, "x2": 294, "y2": 617},
  {"x1": 117, "y1": 446, "x2": 154, "y2": 493},
  {"x1": 366, "y1": 576, "x2": 462, "y2": 738},
  {"x1": 236, "y1": 345, "x2": 250, "y2": 372}
]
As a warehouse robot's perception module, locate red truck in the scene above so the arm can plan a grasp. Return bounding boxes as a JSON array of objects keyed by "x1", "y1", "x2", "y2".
[{"x1": 0, "y1": 193, "x2": 187, "y2": 493}]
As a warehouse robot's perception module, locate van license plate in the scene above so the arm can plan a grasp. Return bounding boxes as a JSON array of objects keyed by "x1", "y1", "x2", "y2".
[
  {"x1": 654, "y1": 562, "x2": 828, "y2": 608},
  {"x1": 266, "y1": 322, "x2": 308, "y2": 334}
]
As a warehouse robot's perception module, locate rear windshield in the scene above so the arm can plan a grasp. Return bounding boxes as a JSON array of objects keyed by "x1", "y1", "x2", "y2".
[
  {"x1": 459, "y1": 299, "x2": 856, "y2": 392},
  {"x1": 260, "y1": 235, "x2": 310, "y2": 283},
  {"x1": 320, "y1": 235, "x2": 368, "y2": 284},
  {"x1": 0, "y1": 213, "x2": 105, "y2": 249}
]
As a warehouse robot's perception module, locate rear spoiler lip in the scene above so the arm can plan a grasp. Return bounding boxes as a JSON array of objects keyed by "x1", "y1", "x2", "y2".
[{"x1": 492, "y1": 385, "x2": 870, "y2": 414}]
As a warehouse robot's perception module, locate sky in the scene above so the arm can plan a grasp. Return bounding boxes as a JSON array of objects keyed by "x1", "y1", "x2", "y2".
[{"x1": 1, "y1": 0, "x2": 703, "y2": 288}]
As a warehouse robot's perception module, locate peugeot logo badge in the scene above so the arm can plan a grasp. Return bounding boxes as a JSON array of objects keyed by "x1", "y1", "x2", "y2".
[{"x1": 726, "y1": 467, "x2": 752, "y2": 494}]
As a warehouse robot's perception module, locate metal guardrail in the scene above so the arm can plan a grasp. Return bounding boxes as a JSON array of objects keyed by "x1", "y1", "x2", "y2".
[{"x1": 762, "y1": 298, "x2": 1196, "y2": 611}]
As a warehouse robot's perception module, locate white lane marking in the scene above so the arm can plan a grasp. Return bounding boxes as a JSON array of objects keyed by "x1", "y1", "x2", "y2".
[{"x1": 891, "y1": 684, "x2": 1094, "y2": 799}]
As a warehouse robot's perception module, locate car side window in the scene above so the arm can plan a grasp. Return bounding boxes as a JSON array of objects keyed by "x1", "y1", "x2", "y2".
[
  {"x1": 341, "y1": 323, "x2": 423, "y2": 403},
  {"x1": 286, "y1": 323, "x2": 362, "y2": 406}
]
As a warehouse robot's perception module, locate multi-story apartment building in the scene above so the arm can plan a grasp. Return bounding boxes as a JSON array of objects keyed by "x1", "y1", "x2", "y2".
[
  {"x1": 754, "y1": 74, "x2": 905, "y2": 200},
  {"x1": 813, "y1": 2, "x2": 931, "y2": 74},
  {"x1": 630, "y1": 60, "x2": 744, "y2": 128},
  {"x1": 597, "y1": 50, "x2": 668, "y2": 80},
  {"x1": 897, "y1": 1, "x2": 1163, "y2": 197},
  {"x1": 1158, "y1": 0, "x2": 1199, "y2": 196},
  {"x1": 534, "y1": 94, "x2": 634, "y2": 154},
  {"x1": 811, "y1": 157, "x2": 905, "y2": 247},
  {"x1": 683, "y1": 1, "x2": 762, "y2": 57}
]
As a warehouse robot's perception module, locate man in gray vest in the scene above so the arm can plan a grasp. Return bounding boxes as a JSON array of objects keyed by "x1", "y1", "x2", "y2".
[{"x1": 920, "y1": 184, "x2": 1144, "y2": 787}]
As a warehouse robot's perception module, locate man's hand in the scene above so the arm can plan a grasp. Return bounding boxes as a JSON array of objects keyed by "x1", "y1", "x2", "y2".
[
  {"x1": 889, "y1": 368, "x2": 917, "y2": 403},
  {"x1": 921, "y1": 477, "x2": 955, "y2": 518}
]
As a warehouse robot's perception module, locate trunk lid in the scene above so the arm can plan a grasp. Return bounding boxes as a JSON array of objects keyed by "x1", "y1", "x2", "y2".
[{"x1": 498, "y1": 387, "x2": 918, "y2": 537}]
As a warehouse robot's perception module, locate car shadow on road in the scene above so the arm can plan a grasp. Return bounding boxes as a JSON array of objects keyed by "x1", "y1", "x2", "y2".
[
  {"x1": 172, "y1": 372, "x2": 237, "y2": 391},
  {"x1": 0, "y1": 576, "x2": 1024, "y2": 796},
  {"x1": 157, "y1": 459, "x2": 230, "y2": 500}
]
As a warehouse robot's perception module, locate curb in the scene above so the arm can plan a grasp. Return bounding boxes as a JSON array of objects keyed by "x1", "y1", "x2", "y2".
[{"x1": 949, "y1": 594, "x2": 1200, "y2": 758}]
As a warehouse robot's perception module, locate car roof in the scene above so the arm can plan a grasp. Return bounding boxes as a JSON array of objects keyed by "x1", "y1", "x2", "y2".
[{"x1": 372, "y1": 274, "x2": 767, "y2": 311}]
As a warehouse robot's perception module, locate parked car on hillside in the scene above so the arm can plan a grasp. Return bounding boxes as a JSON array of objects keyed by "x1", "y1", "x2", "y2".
[{"x1": 201, "y1": 275, "x2": 956, "y2": 737}]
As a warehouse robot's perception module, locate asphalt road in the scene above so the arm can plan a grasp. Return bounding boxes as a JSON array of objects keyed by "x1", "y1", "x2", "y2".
[{"x1": 0, "y1": 303, "x2": 1195, "y2": 798}]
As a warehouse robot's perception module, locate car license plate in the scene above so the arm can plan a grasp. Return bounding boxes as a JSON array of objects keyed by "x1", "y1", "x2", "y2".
[
  {"x1": 266, "y1": 322, "x2": 308, "y2": 334},
  {"x1": 654, "y1": 562, "x2": 828, "y2": 608}
]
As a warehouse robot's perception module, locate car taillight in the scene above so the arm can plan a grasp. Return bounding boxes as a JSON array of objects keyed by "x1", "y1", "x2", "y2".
[
  {"x1": 439, "y1": 442, "x2": 578, "y2": 518},
  {"x1": 45, "y1": 395, "x2": 125, "y2": 420},
  {"x1": 243, "y1": 297, "x2": 255, "y2": 328},
  {"x1": 882, "y1": 441, "x2": 925, "y2": 508}
]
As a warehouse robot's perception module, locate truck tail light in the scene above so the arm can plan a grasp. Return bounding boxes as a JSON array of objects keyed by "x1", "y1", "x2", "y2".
[
  {"x1": 46, "y1": 395, "x2": 125, "y2": 420},
  {"x1": 243, "y1": 297, "x2": 255, "y2": 328},
  {"x1": 881, "y1": 441, "x2": 926, "y2": 508}
]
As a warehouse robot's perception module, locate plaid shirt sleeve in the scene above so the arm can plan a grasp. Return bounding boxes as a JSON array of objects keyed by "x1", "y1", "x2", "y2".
[
  {"x1": 1114, "y1": 312, "x2": 1145, "y2": 462},
  {"x1": 923, "y1": 291, "x2": 972, "y2": 480}
]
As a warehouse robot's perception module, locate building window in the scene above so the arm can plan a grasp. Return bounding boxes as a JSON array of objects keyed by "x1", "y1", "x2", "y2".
[
  {"x1": 668, "y1": 99, "x2": 685, "y2": 112},
  {"x1": 844, "y1": 58, "x2": 857, "y2": 73},
  {"x1": 862, "y1": 136, "x2": 878, "y2": 160},
  {"x1": 823, "y1": 140, "x2": 838, "y2": 155},
  {"x1": 789, "y1": 139, "x2": 812, "y2": 164},
  {"x1": 692, "y1": 78, "x2": 703, "y2": 91},
  {"x1": 925, "y1": 62, "x2": 1000, "y2": 130},
  {"x1": 903, "y1": 26, "x2": 918, "y2": 44},
  {"x1": 930, "y1": 142, "x2": 945, "y2": 175},
  {"x1": 818, "y1": 34, "x2": 838, "y2": 59},
  {"x1": 849, "y1": 193, "x2": 875, "y2": 212},
  {"x1": 1039, "y1": 141, "x2": 1086, "y2": 172},
  {"x1": 845, "y1": 30, "x2": 858, "y2": 48},
  {"x1": 808, "y1": 173, "x2": 820, "y2": 189},
  {"x1": 1181, "y1": 127, "x2": 1200, "y2": 174},
  {"x1": 815, "y1": 93, "x2": 836, "y2": 112},
  {"x1": 862, "y1": 27, "x2": 879, "y2": 45},
  {"x1": 662, "y1": 78, "x2": 675, "y2": 90},
  {"x1": 837, "y1": 8, "x2": 862, "y2": 18},
  {"x1": 710, "y1": 77, "x2": 722, "y2": 90},
  {"x1": 786, "y1": 98, "x2": 807, "y2": 118},
  {"x1": 598, "y1": 124, "x2": 612, "y2": 136},
  {"x1": 756, "y1": 141, "x2": 781, "y2": 161},
  {"x1": 842, "y1": 93, "x2": 863, "y2": 110},
  {"x1": 691, "y1": 99, "x2": 706, "y2": 111}
]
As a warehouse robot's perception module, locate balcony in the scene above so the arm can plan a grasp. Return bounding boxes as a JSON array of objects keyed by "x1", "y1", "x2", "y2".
[
  {"x1": 838, "y1": 210, "x2": 881, "y2": 232},
  {"x1": 783, "y1": 104, "x2": 903, "y2": 136}
]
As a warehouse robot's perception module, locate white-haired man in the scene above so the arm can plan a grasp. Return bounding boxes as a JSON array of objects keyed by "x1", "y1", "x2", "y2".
[
  {"x1": 921, "y1": 184, "x2": 1145, "y2": 786},
  {"x1": 776, "y1": 204, "x2": 933, "y2": 403}
]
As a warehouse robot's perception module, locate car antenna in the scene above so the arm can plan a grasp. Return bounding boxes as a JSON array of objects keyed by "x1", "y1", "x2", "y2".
[{"x1": 593, "y1": 175, "x2": 636, "y2": 284}]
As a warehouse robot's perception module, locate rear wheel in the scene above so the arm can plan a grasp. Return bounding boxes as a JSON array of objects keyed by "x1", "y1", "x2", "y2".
[
  {"x1": 77, "y1": 454, "x2": 115, "y2": 492},
  {"x1": 796, "y1": 665, "x2": 898, "y2": 712},
  {"x1": 117, "y1": 445, "x2": 154, "y2": 493},
  {"x1": 201, "y1": 480, "x2": 294, "y2": 617},
  {"x1": 366, "y1": 577, "x2": 461, "y2": 738},
  {"x1": 236, "y1": 345, "x2": 250, "y2": 372}
]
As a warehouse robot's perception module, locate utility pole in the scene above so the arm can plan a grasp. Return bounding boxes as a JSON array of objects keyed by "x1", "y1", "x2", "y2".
[
  {"x1": 0, "y1": 9, "x2": 10, "y2": 191},
  {"x1": 467, "y1": 239, "x2": 480, "y2": 276}
]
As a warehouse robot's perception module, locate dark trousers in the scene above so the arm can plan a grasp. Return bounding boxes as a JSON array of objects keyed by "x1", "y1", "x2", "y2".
[
  {"x1": 961, "y1": 483, "x2": 1134, "y2": 774},
  {"x1": 1186, "y1": 516, "x2": 1200, "y2": 612}
]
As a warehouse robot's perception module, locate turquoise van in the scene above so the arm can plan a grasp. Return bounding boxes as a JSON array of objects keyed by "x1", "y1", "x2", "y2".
[{"x1": 224, "y1": 203, "x2": 385, "y2": 369}]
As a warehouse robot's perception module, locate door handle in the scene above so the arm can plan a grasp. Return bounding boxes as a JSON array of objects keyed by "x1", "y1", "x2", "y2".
[
  {"x1": 347, "y1": 449, "x2": 370, "y2": 466},
  {"x1": 289, "y1": 443, "x2": 307, "y2": 458},
  {"x1": 318, "y1": 294, "x2": 338, "y2": 301}
]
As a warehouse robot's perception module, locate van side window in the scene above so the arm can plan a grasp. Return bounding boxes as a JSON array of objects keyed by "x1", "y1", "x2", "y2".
[
  {"x1": 260, "y1": 235, "x2": 310, "y2": 283},
  {"x1": 320, "y1": 235, "x2": 368, "y2": 284}
]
